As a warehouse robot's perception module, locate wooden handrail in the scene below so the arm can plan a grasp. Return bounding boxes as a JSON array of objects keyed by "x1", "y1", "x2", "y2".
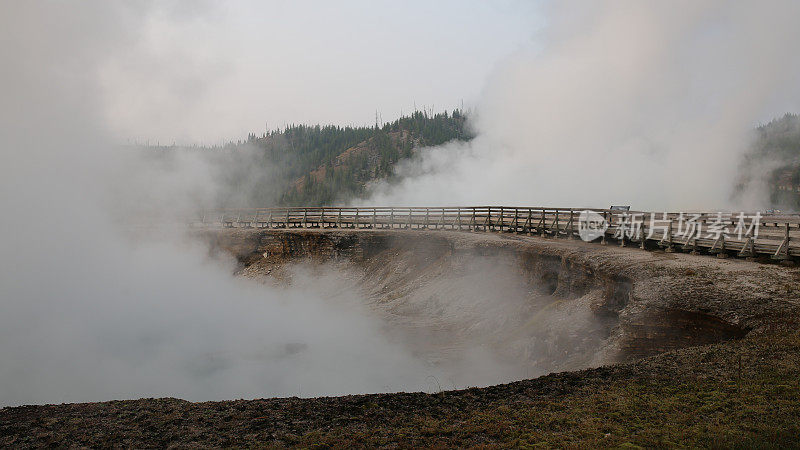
[{"x1": 193, "y1": 206, "x2": 800, "y2": 260}]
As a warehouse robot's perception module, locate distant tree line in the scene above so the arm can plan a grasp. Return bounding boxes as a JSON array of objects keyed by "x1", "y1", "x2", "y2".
[
  {"x1": 145, "y1": 109, "x2": 473, "y2": 207},
  {"x1": 735, "y1": 113, "x2": 800, "y2": 210}
]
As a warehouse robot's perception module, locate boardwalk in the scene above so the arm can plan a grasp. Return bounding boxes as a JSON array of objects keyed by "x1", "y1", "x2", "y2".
[{"x1": 192, "y1": 206, "x2": 800, "y2": 260}]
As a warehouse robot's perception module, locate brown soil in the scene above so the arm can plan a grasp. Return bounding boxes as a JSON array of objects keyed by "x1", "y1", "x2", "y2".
[{"x1": 3, "y1": 229, "x2": 800, "y2": 448}]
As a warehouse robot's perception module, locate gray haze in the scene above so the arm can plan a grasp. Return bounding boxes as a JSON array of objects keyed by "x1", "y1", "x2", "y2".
[
  {"x1": 97, "y1": 1, "x2": 540, "y2": 144},
  {"x1": 0, "y1": 2, "x2": 538, "y2": 407},
  {"x1": 3, "y1": 1, "x2": 800, "y2": 407},
  {"x1": 367, "y1": 1, "x2": 800, "y2": 210}
]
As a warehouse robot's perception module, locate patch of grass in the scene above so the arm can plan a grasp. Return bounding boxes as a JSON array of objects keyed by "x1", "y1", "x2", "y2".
[{"x1": 297, "y1": 334, "x2": 800, "y2": 448}]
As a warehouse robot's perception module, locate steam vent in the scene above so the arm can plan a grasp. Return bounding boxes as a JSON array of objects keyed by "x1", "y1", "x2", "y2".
[
  {"x1": 6, "y1": 209, "x2": 800, "y2": 447},
  {"x1": 6, "y1": 1, "x2": 800, "y2": 447}
]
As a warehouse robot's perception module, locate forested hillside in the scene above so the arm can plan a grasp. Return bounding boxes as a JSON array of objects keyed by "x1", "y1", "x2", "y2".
[
  {"x1": 146, "y1": 109, "x2": 473, "y2": 207},
  {"x1": 144, "y1": 110, "x2": 800, "y2": 210},
  {"x1": 278, "y1": 110, "x2": 471, "y2": 205},
  {"x1": 736, "y1": 113, "x2": 800, "y2": 209}
]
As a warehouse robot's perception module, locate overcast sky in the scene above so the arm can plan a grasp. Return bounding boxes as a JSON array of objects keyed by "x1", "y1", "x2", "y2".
[{"x1": 97, "y1": 1, "x2": 542, "y2": 145}]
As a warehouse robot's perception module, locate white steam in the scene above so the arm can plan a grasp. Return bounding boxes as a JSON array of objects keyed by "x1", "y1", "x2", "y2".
[
  {"x1": 368, "y1": 1, "x2": 800, "y2": 210},
  {"x1": 0, "y1": 2, "x2": 522, "y2": 407},
  {"x1": 3, "y1": 0, "x2": 800, "y2": 408},
  {"x1": 0, "y1": 240, "x2": 452, "y2": 405}
]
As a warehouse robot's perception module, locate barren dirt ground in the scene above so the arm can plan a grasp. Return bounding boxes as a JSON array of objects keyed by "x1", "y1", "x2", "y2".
[{"x1": 2, "y1": 230, "x2": 800, "y2": 448}]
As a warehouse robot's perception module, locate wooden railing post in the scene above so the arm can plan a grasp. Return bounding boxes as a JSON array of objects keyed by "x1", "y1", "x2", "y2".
[
  {"x1": 600, "y1": 211, "x2": 607, "y2": 244},
  {"x1": 640, "y1": 213, "x2": 647, "y2": 249},
  {"x1": 661, "y1": 220, "x2": 674, "y2": 252},
  {"x1": 687, "y1": 228, "x2": 699, "y2": 254},
  {"x1": 772, "y1": 221, "x2": 790, "y2": 261},
  {"x1": 554, "y1": 210, "x2": 560, "y2": 238},
  {"x1": 499, "y1": 206, "x2": 504, "y2": 232},
  {"x1": 526, "y1": 208, "x2": 533, "y2": 236},
  {"x1": 567, "y1": 209, "x2": 574, "y2": 238},
  {"x1": 739, "y1": 236, "x2": 755, "y2": 258},
  {"x1": 470, "y1": 207, "x2": 476, "y2": 231}
]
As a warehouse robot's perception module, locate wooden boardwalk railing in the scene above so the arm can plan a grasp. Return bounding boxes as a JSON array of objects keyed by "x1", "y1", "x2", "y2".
[{"x1": 190, "y1": 206, "x2": 800, "y2": 260}]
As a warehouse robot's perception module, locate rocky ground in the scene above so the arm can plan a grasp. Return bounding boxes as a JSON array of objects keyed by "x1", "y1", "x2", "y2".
[
  {"x1": 2, "y1": 229, "x2": 800, "y2": 448},
  {"x1": 2, "y1": 331, "x2": 799, "y2": 448}
]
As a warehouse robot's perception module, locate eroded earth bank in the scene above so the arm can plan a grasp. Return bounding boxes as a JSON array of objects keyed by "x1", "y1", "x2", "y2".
[
  {"x1": 3, "y1": 229, "x2": 800, "y2": 447},
  {"x1": 231, "y1": 229, "x2": 782, "y2": 371}
]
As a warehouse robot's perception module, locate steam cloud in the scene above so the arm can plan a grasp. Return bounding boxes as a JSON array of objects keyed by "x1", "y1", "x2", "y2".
[
  {"x1": 367, "y1": 1, "x2": 800, "y2": 210},
  {"x1": 0, "y1": 2, "x2": 531, "y2": 407},
  {"x1": 3, "y1": 1, "x2": 800, "y2": 407}
]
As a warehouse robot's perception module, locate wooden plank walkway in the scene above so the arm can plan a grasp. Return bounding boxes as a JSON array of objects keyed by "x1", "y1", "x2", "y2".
[{"x1": 189, "y1": 206, "x2": 800, "y2": 261}]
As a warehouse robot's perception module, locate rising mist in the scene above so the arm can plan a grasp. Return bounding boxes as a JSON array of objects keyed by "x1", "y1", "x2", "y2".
[
  {"x1": 3, "y1": 1, "x2": 800, "y2": 408},
  {"x1": 367, "y1": 1, "x2": 800, "y2": 210}
]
